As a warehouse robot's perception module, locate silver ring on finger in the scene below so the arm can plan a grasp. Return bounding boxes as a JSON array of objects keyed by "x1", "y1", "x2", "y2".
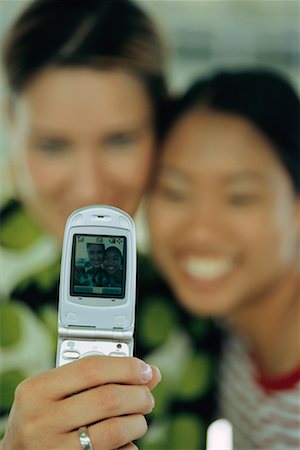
[{"x1": 78, "y1": 426, "x2": 94, "y2": 450}]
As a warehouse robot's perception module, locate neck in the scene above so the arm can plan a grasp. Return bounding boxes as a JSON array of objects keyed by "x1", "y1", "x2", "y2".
[{"x1": 227, "y1": 270, "x2": 300, "y2": 377}]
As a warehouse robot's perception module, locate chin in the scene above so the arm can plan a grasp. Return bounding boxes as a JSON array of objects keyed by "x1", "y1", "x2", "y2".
[{"x1": 172, "y1": 284, "x2": 233, "y2": 319}]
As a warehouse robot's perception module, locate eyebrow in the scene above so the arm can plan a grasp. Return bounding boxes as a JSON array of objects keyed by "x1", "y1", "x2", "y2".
[
  {"x1": 28, "y1": 126, "x2": 69, "y2": 138},
  {"x1": 224, "y1": 172, "x2": 269, "y2": 186},
  {"x1": 29, "y1": 120, "x2": 150, "y2": 137},
  {"x1": 156, "y1": 165, "x2": 269, "y2": 186}
]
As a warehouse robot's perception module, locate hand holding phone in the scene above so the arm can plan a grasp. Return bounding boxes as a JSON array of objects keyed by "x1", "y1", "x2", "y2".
[{"x1": 3, "y1": 207, "x2": 161, "y2": 450}]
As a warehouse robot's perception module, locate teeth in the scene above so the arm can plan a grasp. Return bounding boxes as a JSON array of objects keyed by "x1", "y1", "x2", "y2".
[{"x1": 184, "y1": 258, "x2": 233, "y2": 280}]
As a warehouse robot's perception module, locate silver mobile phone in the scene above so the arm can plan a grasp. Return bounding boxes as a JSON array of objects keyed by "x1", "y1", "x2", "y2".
[{"x1": 56, "y1": 205, "x2": 136, "y2": 366}]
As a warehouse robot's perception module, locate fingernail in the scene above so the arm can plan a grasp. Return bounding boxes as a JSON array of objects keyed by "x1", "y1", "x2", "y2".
[
  {"x1": 141, "y1": 363, "x2": 153, "y2": 382},
  {"x1": 153, "y1": 365, "x2": 162, "y2": 383}
]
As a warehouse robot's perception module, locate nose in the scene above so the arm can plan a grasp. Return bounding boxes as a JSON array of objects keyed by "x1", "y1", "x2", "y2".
[
  {"x1": 72, "y1": 152, "x2": 105, "y2": 205},
  {"x1": 185, "y1": 198, "x2": 225, "y2": 243}
]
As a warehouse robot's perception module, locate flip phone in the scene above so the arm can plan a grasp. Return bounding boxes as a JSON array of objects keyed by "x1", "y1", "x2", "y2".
[{"x1": 56, "y1": 205, "x2": 136, "y2": 366}]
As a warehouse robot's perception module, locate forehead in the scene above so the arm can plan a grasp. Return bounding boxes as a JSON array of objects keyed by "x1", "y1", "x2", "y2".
[
  {"x1": 88, "y1": 244, "x2": 104, "y2": 251},
  {"x1": 105, "y1": 249, "x2": 120, "y2": 256},
  {"x1": 161, "y1": 109, "x2": 283, "y2": 174},
  {"x1": 12, "y1": 67, "x2": 152, "y2": 131}
]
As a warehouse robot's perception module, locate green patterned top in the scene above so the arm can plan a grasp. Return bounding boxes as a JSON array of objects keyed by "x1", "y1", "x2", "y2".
[{"x1": 0, "y1": 200, "x2": 222, "y2": 449}]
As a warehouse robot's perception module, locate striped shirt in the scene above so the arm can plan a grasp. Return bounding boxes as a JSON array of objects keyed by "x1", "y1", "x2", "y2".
[{"x1": 219, "y1": 335, "x2": 300, "y2": 449}]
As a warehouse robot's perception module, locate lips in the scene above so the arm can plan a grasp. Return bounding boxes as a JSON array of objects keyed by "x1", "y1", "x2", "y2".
[{"x1": 182, "y1": 257, "x2": 234, "y2": 281}]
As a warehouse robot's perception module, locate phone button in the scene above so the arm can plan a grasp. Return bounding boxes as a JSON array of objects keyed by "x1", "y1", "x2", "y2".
[
  {"x1": 109, "y1": 351, "x2": 128, "y2": 357},
  {"x1": 62, "y1": 350, "x2": 80, "y2": 360},
  {"x1": 83, "y1": 351, "x2": 104, "y2": 357}
]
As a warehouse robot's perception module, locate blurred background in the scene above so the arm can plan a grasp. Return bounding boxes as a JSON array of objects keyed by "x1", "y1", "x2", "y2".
[
  {"x1": 138, "y1": 0, "x2": 300, "y2": 93},
  {"x1": 1, "y1": 0, "x2": 299, "y2": 200}
]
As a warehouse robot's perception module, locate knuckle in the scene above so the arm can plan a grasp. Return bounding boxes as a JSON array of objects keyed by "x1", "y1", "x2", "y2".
[
  {"x1": 106, "y1": 418, "x2": 126, "y2": 447},
  {"x1": 14, "y1": 377, "x2": 34, "y2": 405},
  {"x1": 79, "y1": 356, "x2": 102, "y2": 385},
  {"x1": 99, "y1": 384, "x2": 122, "y2": 415}
]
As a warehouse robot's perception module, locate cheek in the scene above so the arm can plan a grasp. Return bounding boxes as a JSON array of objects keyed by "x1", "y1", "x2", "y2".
[
  {"x1": 126, "y1": 159, "x2": 151, "y2": 189},
  {"x1": 236, "y1": 208, "x2": 296, "y2": 270},
  {"x1": 14, "y1": 148, "x2": 66, "y2": 197},
  {"x1": 273, "y1": 199, "x2": 299, "y2": 265},
  {"x1": 148, "y1": 201, "x2": 162, "y2": 240},
  {"x1": 148, "y1": 200, "x2": 177, "y2": 255},
  {"x1": 28, "y1": 154, "x2": 62, "y2": 191},
  {"x1": 270, "y1": 221, "x2": 298, "y2": 267},
  {"x1": 130, "y1": 148, "x2": 154, "y2": 187},
  {"x1": 237, "y1": 217, "x2": 266, "y2": 248}
]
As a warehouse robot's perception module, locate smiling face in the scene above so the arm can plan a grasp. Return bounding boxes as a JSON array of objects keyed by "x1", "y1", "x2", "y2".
[
  {"x1": 148, "y1": 109, "x2": 299, "y2": 318},
  {"x1": 8, "y1": 67, "x2": 155, "y2": 242},
  {"x1": 87, "y1": 244, "x2": 104, "y2": 268},
  {"x1": 103, "y1": 248, "x2": 122, "y2": 275}
]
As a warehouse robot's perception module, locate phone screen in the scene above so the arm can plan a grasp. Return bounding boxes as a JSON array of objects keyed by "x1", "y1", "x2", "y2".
[{"x1": 70, "y1": 234, "x2": 126, "y2": 298}]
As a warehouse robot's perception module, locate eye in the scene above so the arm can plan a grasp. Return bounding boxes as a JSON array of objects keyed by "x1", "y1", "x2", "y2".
[
  {"x1": 229, "y1": 193, "x2": 260, "y2": 206},
  {"x1": 105, "y1": 132, "x2": 137, "y2": 148},
  {"x1": 35, "y1": 138, "x2": 69, "y2": 154},
  {"x1": 154, "y1": 184, "x2": 187, "y2": 202}
]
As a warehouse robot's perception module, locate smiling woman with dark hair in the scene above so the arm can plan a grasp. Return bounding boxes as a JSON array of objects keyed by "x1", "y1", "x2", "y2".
[
  {"x1": 148, "y1": 68, "x2": 300, "y2": 450},
  {"x1": 103, "y1": 246, "x2": 123, "y2": 287}
]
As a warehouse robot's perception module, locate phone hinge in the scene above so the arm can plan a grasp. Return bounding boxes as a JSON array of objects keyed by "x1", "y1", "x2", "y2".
[
  {"x1": 112, "y1": 327, "x2": 132, "y2": 341},
  {"x1": 58, "y1": 326, "x2": 133, "y2": 341}
]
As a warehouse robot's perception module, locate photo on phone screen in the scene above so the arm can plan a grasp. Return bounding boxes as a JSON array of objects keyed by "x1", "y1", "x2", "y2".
[{"x1": 71, "y1": 234, "x2": 126, "y2": 298}]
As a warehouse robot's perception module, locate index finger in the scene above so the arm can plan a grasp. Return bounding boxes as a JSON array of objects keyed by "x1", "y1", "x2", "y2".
[{"x1": 32, "y1": 356, "x2": 155, "y2": 399}]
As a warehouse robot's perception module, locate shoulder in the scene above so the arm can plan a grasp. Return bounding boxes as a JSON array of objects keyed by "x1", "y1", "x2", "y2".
[
  {"x1": 0, "y1": 199, "x2": 60, "y2": 308},
  {"x1": 0, "y1": 199, "x2": 44, "y2": 250}
]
